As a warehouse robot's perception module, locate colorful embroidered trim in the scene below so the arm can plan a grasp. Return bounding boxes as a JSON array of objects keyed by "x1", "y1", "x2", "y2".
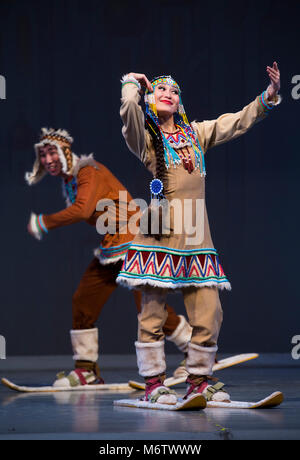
[
  {"x1": 160, "y1": 129, "x2": 182, "y2": 169},
  {"x1": 121, "y1": 75, "x2": 141, "y2": 90},
  {"x1": 96, "y1": 241, "x2": 132, "y2": 261},
  {"x1": 164, "y1": 128, "x2": 191, "y2": 149},
  {"x1": 150, "y1": 76, "x2": 181, "y2": 94},
  {"x1": 127, "y1": 244, "x2": 218, "y2": 256},
  {"x1": 259, "y1": 91, "x2": 275, "y2": 111},
  {"x1": 118, "y1": 246, "x2": 229, "y2": 287},
  {"x1": 122, "y1": 81, "x2": 141, "y2": 90},
  {"x1": 36, "y1": 214, "x2": 48, "y2": 234}
]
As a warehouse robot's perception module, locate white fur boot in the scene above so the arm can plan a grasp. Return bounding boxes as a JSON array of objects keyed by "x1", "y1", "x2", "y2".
[
  {"x1": 53, "y1": 328, "x2": 100, "y2": 388},
  {"x1": 135, "y1": 340, "x2": 177, "y2": 405},
  {"x1": 185, "y1": 342, "x2": 230, "y2": 402},
  {"x1": 70, "y1": 328, "x2": 99, "y2": 362}
]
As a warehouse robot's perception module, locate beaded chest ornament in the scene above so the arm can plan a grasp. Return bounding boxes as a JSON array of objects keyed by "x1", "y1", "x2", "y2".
[{"x1": 162, "y1": 125, "x2": 194, "y2": 173}]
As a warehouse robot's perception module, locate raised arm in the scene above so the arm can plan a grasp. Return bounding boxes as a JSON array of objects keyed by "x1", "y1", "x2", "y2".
[
  {"x1": 120, "y1": 73, "x2": 153, "y2": 162},
  {"x1": 193, "y1": 62, "x2": 281, "y2": 153}
]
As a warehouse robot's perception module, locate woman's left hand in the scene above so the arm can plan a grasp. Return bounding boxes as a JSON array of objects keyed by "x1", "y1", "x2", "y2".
[{"x1": 266, "y1": 61, "x2": 280, "y2": 100}]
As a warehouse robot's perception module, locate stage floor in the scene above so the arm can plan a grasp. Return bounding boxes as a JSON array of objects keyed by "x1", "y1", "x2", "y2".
[{"x1": 0, "y1": 354, "x2": 299, "y2": 440}]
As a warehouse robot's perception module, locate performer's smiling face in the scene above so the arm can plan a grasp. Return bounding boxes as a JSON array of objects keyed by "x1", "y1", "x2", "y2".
[
  {"x1": 39, "y1": 144, "x2": 62, "y2": 176},
  {"x1": 154, "y1": 83, "x2": 180, "y2": 117}
]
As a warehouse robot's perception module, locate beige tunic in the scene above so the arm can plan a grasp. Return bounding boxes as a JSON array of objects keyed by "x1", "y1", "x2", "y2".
[{"x1": 117, "y1": 83, "x2": 278, "y2": 290}]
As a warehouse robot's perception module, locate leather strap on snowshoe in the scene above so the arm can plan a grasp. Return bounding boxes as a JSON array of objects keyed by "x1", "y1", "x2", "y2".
[
  {"x1": 149, "y1": 387, "x2": 177, "y2": 403},
  {"x1": 205, "y1": 382, "x2": 226, "y2": 401},
  {"x1": 75, "y1": 361, "x2": 104, "y2": 384}
]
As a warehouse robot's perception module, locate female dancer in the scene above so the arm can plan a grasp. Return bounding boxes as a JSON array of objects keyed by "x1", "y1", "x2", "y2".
[
  {"x1": 26, "y1": 128, "x2": 192, "y2": 387},
  {"x1": 117, "y1": 63, "x2": 281, "y2": 404}
]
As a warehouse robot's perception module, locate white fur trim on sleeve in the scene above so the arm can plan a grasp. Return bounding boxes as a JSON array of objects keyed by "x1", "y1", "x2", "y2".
[
  {"x1": 29, "y1": 213, "x2": 42, "y2": 241},
  {"x1": 121, "y1": 74, "x2": 141, "y2": 90}
]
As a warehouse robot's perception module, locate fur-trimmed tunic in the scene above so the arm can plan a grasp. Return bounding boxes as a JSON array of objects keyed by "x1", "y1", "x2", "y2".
[{"x1": 116, "y1": 83, "x2": 280, "y2": 289}]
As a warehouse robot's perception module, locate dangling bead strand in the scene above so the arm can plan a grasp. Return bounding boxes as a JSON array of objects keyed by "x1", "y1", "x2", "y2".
[{"x1": 64, "y1": 177, "x2": 77, "y2": 204}]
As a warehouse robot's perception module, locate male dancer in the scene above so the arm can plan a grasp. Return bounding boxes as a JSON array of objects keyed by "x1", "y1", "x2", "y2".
[{"x1": 26, "y1": 128, "x2": 192, "y2": 388}]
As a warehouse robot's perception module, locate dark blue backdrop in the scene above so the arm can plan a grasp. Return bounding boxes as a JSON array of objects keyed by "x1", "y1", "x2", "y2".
[{"x1": 0, "y1": 0, "x2": 299, "y2": 355}]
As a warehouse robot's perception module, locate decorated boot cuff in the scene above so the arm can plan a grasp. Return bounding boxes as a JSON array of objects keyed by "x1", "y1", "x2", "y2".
[
  {"x1": 135, "y1": 341, "x2": 166, "y2": 377},
  {"x1": 70, "y1": 328, "x2": 99, "y2": 363},
  {"x1": 186, "y1": 343, "x2": 218, "y2": 376}
]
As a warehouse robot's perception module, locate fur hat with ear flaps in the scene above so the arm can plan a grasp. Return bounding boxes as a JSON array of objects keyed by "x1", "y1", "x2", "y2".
[{"x1": 25, "y1": 128, "x2": 80, "y2": 185}]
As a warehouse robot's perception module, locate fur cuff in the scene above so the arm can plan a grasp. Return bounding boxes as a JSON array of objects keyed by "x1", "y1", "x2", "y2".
[
  {"x1": 135, "y1": 341, "x2": 166, "y2": 377},
  {"x1": 166, "y1": 315, "x2": 192, "y2": 353},
  {"x1": 70, "y1": 328, "x2": 98, "y2": 362},
  {"x1": 186, "y1": 342, "x2": 218, "y2": 376},
  {"x1": 29, "y1": 213, "x2": 47, "y2": 240},
  {"x1": 121, "y1": 74, "x2": 141, "y2": 90}
]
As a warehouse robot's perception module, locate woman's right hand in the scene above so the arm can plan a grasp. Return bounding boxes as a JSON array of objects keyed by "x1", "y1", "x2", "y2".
[{"x1": 127, "y1": 73, "x2": 153, "y2": 92}]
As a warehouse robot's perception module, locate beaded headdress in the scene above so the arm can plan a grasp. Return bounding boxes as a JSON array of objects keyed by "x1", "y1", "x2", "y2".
[
  {"x1": 144, "y1": 75, "x2": 206, "y2": 176},
  {"x1": 25, "y1": 128, "x2": 79, "y2": 185},
  {"x1": 145, "y1": 76, "x2": 187, "y2": 124}
]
